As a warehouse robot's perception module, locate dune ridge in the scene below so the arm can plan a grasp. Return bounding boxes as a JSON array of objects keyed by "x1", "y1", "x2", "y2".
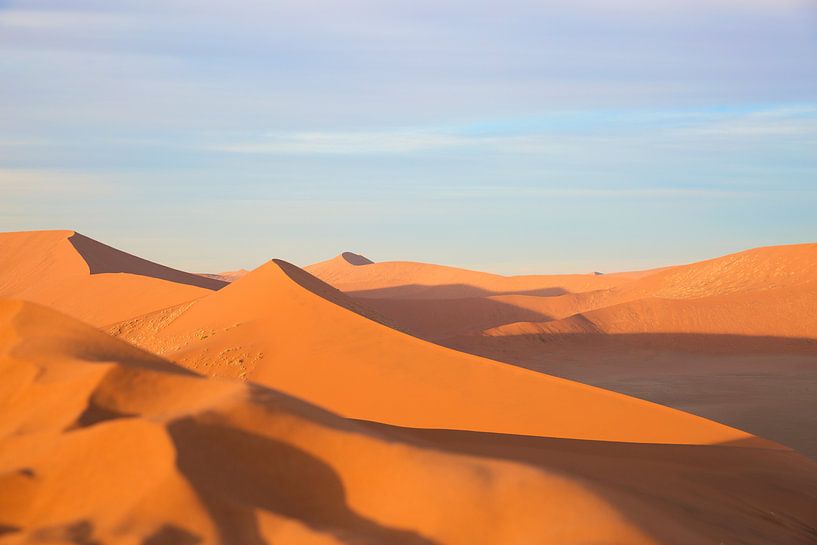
[{"x1": 0, "y1": 230, "x2": 224, "y2": 327}]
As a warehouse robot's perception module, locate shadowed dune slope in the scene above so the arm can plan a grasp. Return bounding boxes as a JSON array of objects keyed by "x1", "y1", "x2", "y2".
[
  {"x1": 0, "y1": 231, "x2": 224, "y2": 326},
  {"x1": 303, "y1": 244, "x2": 817, "y2": 458},
  {"x1": 4, "y1": 299, "x2": 817, "y2": 545},
  {"x1": 307, "y1": 243, "x2": 817, "y2": 343},
  {"x1": 110, "y1": 259, "x2": 760, "y2": 445},
  {"x1": 490, "y1": 243, "x2": 817, "y2": 338},
  {"x1": 198, "y1": 269, "x2": 250, "y2": 283},
  {"x1": 489, "y1": 287, "x2": 817, "y2": 340},
  {"x1": 305, "y1": 253, "x2": 645, "y2": 298}
]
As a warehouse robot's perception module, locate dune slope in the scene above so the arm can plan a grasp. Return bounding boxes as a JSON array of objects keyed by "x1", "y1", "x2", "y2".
[
  {"x1": 0, "y1": 230, "x2": 224, "y2": 326},
  {"x1": 4, "y1": 299, "x2": 817, "y2": 544},
  {"x1": 110, "y1": 259, "x2": 762, "y2": 446},
  {"x1": 305, "y1": 252, "x2": 643, "y2": 298},
  {"x1": 306, "y1": 245, "x2": 817, "y2": 457}
]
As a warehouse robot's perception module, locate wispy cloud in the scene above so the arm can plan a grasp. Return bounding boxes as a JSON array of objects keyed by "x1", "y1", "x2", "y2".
[
  {"x1": 211, "y1": 105, "x2": 817, "y2": 156},
  {"x1": 215, "y1": 131, "x2": 476, "y2": 155},
  {"x1": 678, "y1": 106, "x2": 817, "y2": 138}
]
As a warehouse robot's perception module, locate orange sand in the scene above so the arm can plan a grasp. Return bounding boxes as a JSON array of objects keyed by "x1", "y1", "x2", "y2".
[
  {"x1": 305, "y1": 252, "x2": 642, "y2": 298},
  {"x1": 0, "y1": 231, "x2": 224, "y2": 326},
  {"x1": 110, "y1": 259, "x2": 758, "y2": 445},
  {"x1": 3, "y1": 232, "x2": 817, "y2": 543},
  {"x1": 3, "y1": 299, "x2": 817, "y2": 544},
  {"x1": 305, "y1": 245, "x2": 817, "y2": 457}
]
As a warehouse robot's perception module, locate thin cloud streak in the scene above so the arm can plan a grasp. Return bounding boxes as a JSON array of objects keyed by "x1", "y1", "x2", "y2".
[{"x1": 213, "y1": 106, "x2": 817, "y2": 155}]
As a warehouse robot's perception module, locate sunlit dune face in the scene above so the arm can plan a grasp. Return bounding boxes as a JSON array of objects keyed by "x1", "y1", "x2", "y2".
[{"x1": 2, "y1": 298, "x2": 817, "y2": 545}]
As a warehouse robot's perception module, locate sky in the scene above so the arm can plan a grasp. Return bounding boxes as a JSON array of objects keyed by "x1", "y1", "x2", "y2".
[{"x1": 1, "y1": 0, "x2": 816, "y2": 274}]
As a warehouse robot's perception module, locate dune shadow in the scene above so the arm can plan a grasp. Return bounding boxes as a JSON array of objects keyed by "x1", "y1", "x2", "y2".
[
  {"x1": 168, "y1": 418, "x2": 438, "y2": 545},
  {"x1": 68, "y1": 233, "x2": 226, "y2": 291},
  {"x1": 444, "y1": 332, "x2": 817, "y2": 459},
  {"x1": 348, "y1": 284, "x2": 569, "y2": 299},
  {"x1": 0, "y1": 525, "x2": 20, "y2": 536},
  {"x1": 142, "y1": 524, "x2": 202, "y2": 545},
  {"x1": 274, "y1": 259, "x2": 567, "y2": 339},
  {"x1": 273, "y1": 259, "x2": 414, "y2": 333},
  {"x1": 354, "y1": 420, "x2": 817, "y2": 545},
  {"x1": 354, "y1": 296, "x2": 554, "y2": 340},
  {"x1": 468, "y1": 331, "x2": 817, "y2": 355},
  {"x1": 30, "y1": 520, "x2": 102, "y2": 545},
  {"x1": 340, "y1": 251, "x2": 373, "y2": 266}
]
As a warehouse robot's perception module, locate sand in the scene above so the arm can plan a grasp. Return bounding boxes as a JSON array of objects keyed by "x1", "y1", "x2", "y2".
[
  {"x1": 109, "y1": 258, "x2": 758, "y2": 445},
  {"x1": 306, "y1": 244, "x2": 817, "y2": 458},
  {"x1": 3, "y1": 299, "x2": 817, "y2": 544},
  {"x1": 3, "y1": 232, "x2": 817, "y2": 543},
  {"x1": 305, "y1": 252, "x2": 644, "y2": 298},
  {"x1": 0, "y1": 231, "x2": 224, "y2": 327}
]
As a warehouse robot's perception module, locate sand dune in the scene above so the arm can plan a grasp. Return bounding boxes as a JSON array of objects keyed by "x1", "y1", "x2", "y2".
[
  {"x1": 305, "y1": 244, "x2": 817, "y2": 457},
  {"x1": 308, "y1": 244, "x2": 817, "y2": 342},
  {"x1": 488, "y1": 288, "x2": 817, "y2": 340},
  {"x1": 198, "y1": 269, "x2": 250, "y2": 283},
  {"x1": 4, "y1": 299, "x2": 817, "y2": 544},
  {"x1": 0, "y1": 231, "x2": 224, "y2": 327},
  {"x1": 306, "y1": 252, "x2": 644, "y2": 298},
  {"x1": 109, "y1": 259, "x2": 756, "y2": 445}
]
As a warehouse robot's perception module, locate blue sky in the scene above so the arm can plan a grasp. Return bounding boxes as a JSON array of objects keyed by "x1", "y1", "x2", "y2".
[{"x1": 1, "y1": 0, "x2": 816, "y2": 274}]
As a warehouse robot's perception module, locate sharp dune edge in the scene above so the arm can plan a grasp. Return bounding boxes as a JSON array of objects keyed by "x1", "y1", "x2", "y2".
[
  {"x1": 2, "y1": 231, "x2": 817, "y2": 543},
  {"x1": 0, "y1": 231, "x2": 225, "y2": 327}
]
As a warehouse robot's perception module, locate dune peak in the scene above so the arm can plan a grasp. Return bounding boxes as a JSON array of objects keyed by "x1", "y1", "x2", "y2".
[{"x1": 340, "y1": 251, "x2": 374, "y2": 266}]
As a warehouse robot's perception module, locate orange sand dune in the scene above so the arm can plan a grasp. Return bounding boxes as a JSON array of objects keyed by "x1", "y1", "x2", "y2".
[
  {"x1": 110, "y1": 259, "x2": 760, "y2": 445},
  {"x1": 521, "y1": 243, "x2": 817, "y2": 338},
  {"x1": 5, "y1": 299, "x2": 817, "y2": 544},
  {"x1": 355, "y1": 291, "x2": 609, "y2": 341},
  {"x1": 622, "y1": 243, "x2": 817, "y2": 300},
  {"x1": 198, "y1": 269, "x2": 250, "y2": 283},
  {"x1": 306, "y1": 252, "x2": 645, "y2": 298},
  {"x1": 308, "y1": 244, "x2": 817, "y2": 342},
  {"x1": 0, "y1": 230, "x2": 224, "y2": 326},
  {"x1": 305, "y1": 244, "x2": 817, "y2": 457},
  {"x1": 488, "y1": 287, "x2": 817, "y2": 340}
]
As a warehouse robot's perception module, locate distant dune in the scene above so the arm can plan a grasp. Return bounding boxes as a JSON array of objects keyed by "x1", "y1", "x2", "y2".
[
  {"x1": 307, "y1": 244, "x2": 817, "y2": 341},
  {"x1": 198, "y1": 269, "x2": 251, "y2": 283},
  {"x1": 305, "y1": 244, "x2": 817, "y2": 457},
  {"x1": 4, "y1": 299, "x2": 817, "y2": 544},
  {"x1": 305, "y1": 252, "x2": 644, "y2": 298},
  {"x1": 0, "y1": 230, "x2": 224, "y2": 326}
]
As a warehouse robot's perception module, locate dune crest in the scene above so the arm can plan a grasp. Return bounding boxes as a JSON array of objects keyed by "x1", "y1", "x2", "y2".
[{"x1": 0, "y1": 230, "x2": 224, "y2": 326}]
